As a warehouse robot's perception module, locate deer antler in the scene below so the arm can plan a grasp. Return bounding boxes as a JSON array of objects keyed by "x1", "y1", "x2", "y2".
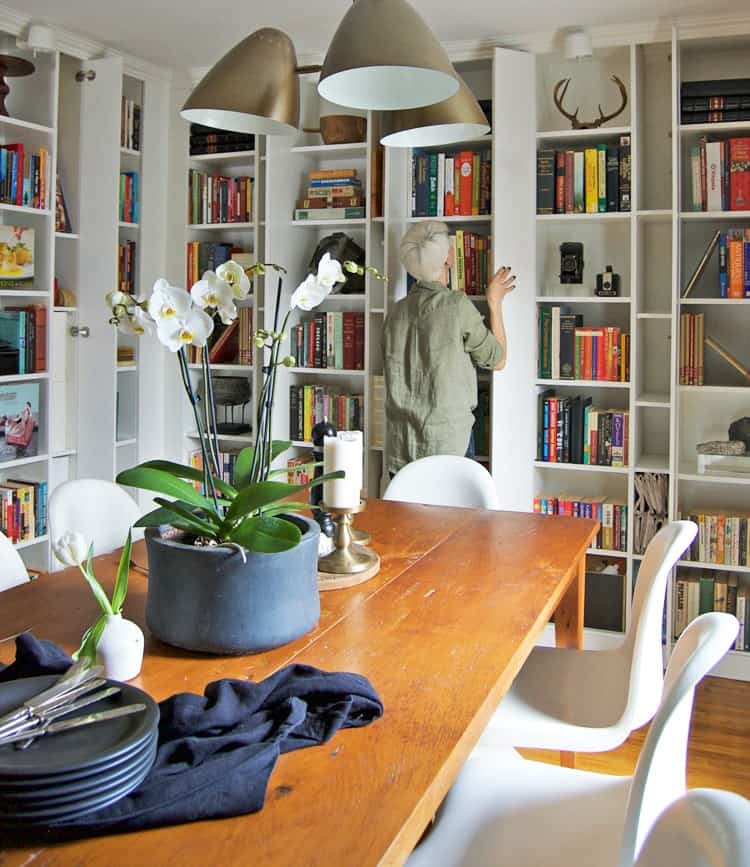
[{"x1": 553, "y1": 75, "x2": 628, "y2": 130}]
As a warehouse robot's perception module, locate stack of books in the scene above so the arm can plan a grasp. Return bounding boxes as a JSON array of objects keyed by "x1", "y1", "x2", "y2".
[
  {"x1": 409, "y1": 148, "x2": 491, "y2": 217},
  {"x1": 187, "y1": 170, "x2": 253, "y2": 224},
  {"x1": 674, "y1": 570, "x2": 748, "y2": 650},
  {"x1": 538, "y1": 306, "x2": 630, "y2": 382},
  {"x1": 189, "y1": 123, "x2": 254, "y2": 156},
  {"x1": 536, "y1": 137, "x2": 631, "y2": 214},
  {"x1": 533, "y1": 494, "x2": 628, "y2": 552},
  {"x1": 686, "y1": 137, "x2": 750, "y2": 211},
  {"x1": 295, "y1": 168, "x2": 365, "y2": 221},
  {"x1": 1, "y1": 144, "x2": 49, "y2": 210},
  {"x1": 679, "y1": 313, "x2": 705, "y2": 385},
  {"x1": 118, "y1": 240, "x2": 137, "y2": 294},
  {"x1": 289, "y1": 385, "x2": 364, "y2": 443},
  {"x1": 0, "y1": 306, "x2": 46, "y2": 374},
  {"x1": 537, "y1": 390, "x2": 630, "y2": 467},
  {"x1": 0, "y1": 478, "x2": 47, "y2": 543},
  {"x1": 681, "y1": 78, "x2": 750, "y2": 125},
  {"x1": 448, "y1": 231, "x2": 492, "y2": 295},
  {"x1": 121, "y1": 98, "x2": 141, "y2": 151},
  {"x1": 290, "y1": 312, "x2": 365, "y2": 370},
  {"x1": 679, "y1": 509, "x2": 750, "y2": 567},
  {"x1": 119, "y1": 172, "x2": 139, "y2": 223},
  {"x1": 189, "y1": 449, "x2": 241, "y2": 491}
]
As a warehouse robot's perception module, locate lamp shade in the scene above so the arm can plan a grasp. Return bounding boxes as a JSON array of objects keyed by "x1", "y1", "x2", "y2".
[
  {"x1": 318, "y1": 0, "x2": 459, "y2": 111},
  {"x1": 181, "y1": 28, "x2": 299, "y2": 135},
  {"x1": 380, "y1": 74, "x2": 490, "y2": 147}
]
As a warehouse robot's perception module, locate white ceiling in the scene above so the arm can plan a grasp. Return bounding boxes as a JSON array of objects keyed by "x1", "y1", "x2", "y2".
[{"x1": 5, "y1": 0, "x2": 748, "y2": 74}]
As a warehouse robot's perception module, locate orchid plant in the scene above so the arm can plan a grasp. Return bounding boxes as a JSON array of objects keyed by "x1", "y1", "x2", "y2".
[{"x1": 107, "y1": 254, "x2": 384, "y2": 554}]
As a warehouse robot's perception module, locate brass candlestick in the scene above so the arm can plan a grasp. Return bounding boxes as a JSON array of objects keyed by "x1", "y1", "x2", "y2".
[
  {"x1": 351, "y1": 490, "x2": 371, "y2": 546},
  {"x1": 318, "y1": 500, "x2": 380, "y2": 587}
]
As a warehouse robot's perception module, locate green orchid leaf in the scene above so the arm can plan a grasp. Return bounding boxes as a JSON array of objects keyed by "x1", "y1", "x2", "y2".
[
  {"x1": 232, "y1": 446, "x2": 256, "y2": 490},
  {"x1": 111, "y1": 530, "x2": 132, "y2": 614},
  {"x1": 153, "y1": 498, "x2": 218, "y2": 538},
  {"x1": 271, "y1": 440, "x2": 292, "y2": 461},
  {"x1": 135, "y1": 501, "x2": 219, "y2": 528},
  {"x1": 230, "y1": 516, "x2": 302, "y2": 553},
  {"x1": 137, "y1": 460, "x2": 237, "y2": 500},
  {"x1": 73, "y1": 612, "x2": 109, "y2": 663},
  {"x1": 81, "y1": 545, "x2": 113, "y2": 617},
  {"x1": 224, "y1": 471, "x2": 343, "y2": 527},
  {"x1": 116, "y1": 466, "x2": 222, "y2": 517},
  {"x1": 261, "y1": 501, "x2": 312, "y2": 517}
]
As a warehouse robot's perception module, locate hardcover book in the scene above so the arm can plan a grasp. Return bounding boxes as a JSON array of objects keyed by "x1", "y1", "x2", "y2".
[
  {"x1": 0, "y1": 382, "x2": 40, "y2": 460},
  {"x1": 0, "y1": 226, "x2": 33, "y2": 290}
]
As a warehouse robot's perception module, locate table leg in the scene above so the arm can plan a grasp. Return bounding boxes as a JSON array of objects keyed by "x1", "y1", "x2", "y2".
[{"x1": 554, "y1": 551, "x2": 586, "y2": 769}]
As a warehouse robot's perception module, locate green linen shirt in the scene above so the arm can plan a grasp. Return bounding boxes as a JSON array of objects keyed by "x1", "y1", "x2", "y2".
[{"x1": 383, "y1": 280, "x2": 504, "y2": 474}]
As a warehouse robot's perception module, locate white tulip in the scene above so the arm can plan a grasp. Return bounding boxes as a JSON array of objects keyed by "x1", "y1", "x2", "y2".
[
  {"x1": 148, "y1": 280, "x2": 191, "y2": 323},
  {"x1": 191, "y1": 271, "x2": 237, "y2": 325},
  {"x1": 216, "y1": 260, "x2": 251, "y2": 299},
  {"x1": 156, "y1": 305, "x2": 214, "y2": 352},
  {"x1": 53, "y1": 531, "x2": 90, "y2": 567},
  {"x1": 290, "y1": 273, "x2": 329, "y2": 311},
  {"x1": 316, "y1": 252, "x2": 345, "y2": 291}
]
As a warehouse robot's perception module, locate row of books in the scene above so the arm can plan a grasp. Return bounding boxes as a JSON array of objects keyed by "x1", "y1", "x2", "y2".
[
  {"x1": 679, "y1": 510, "x2": 750, "y2": 567},
  {"x1": 287, "y1": 455, "x2": 312, "y2": 487},
  {"x1": 473, "y1": 387, "x2": 490, "y2": 457},
  {"x1": 679, "y1": 313, "x2": 705, "y2": 386},
  {"x1": 187, "y1": 170, "x2": 253, "y2": 225},
  {"x1": 118, "y1": 240, "x2": 137, "y2": 295},
  {"x1": 537, "y1": 391, "x2": 630, "y2": 467},
  {"x1": 410, "y1": 149, "x2": 492, "y2": 217},
  {"x1": 187, "y1": 306, "x2": 254, "y2": 366},
  {"x1": 189, "y1": 124, "x2": 254, "y2": 156},
  {"x1": 718, "y1": 230, "x2": 750, "y2": 297},
  {"x1": 289, "y1": 385, "x2": 364, "y2": 444},
  {"x1": 1, "y1": 144, "x2": 49, "y2": 210},
  {"x1": 0, "y1": 478, "x2": 47, "y2": 543},
  {"x1": 533, "y1": 495, "x2": 629, "y2": 552},
  {"x1": 536, "y1": 137, "x2": 631, "y2": 214},
  {"x1": 119, "y1": 172, "x2": 139, "y2": 224},
  {"x1": 680, "y1": 78, "x2": 750, "y2": 125},
  {"x1": 185, "y1": 244, "x2": 253, "y2": 289},
  {"x1": 0, "y1": 306, "x2": 47, "y2": 375},
  {"x1": 290, "y1": 312, "x2": 365, "y2": 371},
  {"x1": 188, "y1": 449, "x2": 241, "y2": 491},
  {"x1": 674, "y1": 571, "x2": 749, "y2": 651},
  {"x1": 538, "y1": 307, "x2": 630, "y2": 382},
  {"x1": 686, "y1": 137, "x2": 750, "y2": 211},
  {"x1": 121, "y1": 98, "x2": 141, "y2": 151},
  {"x1": 448, "y1": 231, "x2": 492, "y2": 295}
]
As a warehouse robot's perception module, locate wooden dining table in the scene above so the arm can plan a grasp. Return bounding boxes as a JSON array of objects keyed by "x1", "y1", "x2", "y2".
[{"x1": 0, "y1": 499, "x2": 597, "y2": 866}]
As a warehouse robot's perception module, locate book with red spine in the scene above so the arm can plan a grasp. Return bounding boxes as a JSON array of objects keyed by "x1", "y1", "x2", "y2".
[
  {"x1": 729, "y1": 137, "x2": 750, "y2": 211},
  {"x1": 699, "y1": 137, "x2": 707, "y2": 211},
  {"x1": 342, "y1": 312, "x2": 355, "y2": 370},
  {"x1": 457, "y1": 151, "x2": 474, "y2": 217},
  {"x1": 549, "y1": 398, "x2": 558, "y2": 462},
  {"x1": 354, "y1": 312, "x2": 365, "y2": 370}
]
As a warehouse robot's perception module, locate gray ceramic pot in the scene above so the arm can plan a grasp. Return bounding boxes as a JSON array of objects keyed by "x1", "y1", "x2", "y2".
[{"x1": 144, "y1": 514, "x2": 321, "y2": 654}]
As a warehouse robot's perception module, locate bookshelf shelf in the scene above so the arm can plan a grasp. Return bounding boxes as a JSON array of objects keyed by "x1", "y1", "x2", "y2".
[
  {"x1": 406, "y1": 215, "x2": 491, "y2": 224},
  {"x1": 679, "y1": 385, "x2": 749, "y2": 394},
  {"x1": 680, "y1": 210, "x2": 750, "y2": 220},
  {"x1": 290, "y1": 440, "x2": 313, "y2": 448},
  {"x1": 189, "y1": 150, "x2": 255, "y2": 164},
  {"x1": 120, "y1": 146, "x2": 141, "y2": 158},
  {"x1": 588, "y1": 547, "x2": 628, "y2": 558},
  {"x1": 679, "y1": 121, "x2": 750, "y2": 135},
  {"x1": 0, "y1": 203, "x2": 51, "y2": 217},
  {"x1": 636, "y1": 392, "x2": 670, "y2": 407},
  {"x1": 636, "y1": 209, "x2": 672, "y2": 221},
  {"x1": 0, "y1": 373, "x2": 48, "y2": 383},
  {"x1": 533, "y1": 461, "x2": 629, "y2": 475},
  {"x1": 117, "y1": 364, "x2": 137, "y2": 372},
  {"x1": 536, "y1": 212, "x2": 631, "y2": 222},
  {"x1": 677, "y1": 560, "x2": 750, "y2": 575},
  {"x1": 0, "y1": 115, "x2": 55, "y2": 135},
  {"x1": 187, "y1": 430, "x2": 254, "y2": 444},
  {"x1": 291, "y1": 142, "x2": 367, "y2": 155},
  {"x1": 289, "y1": 219, "x2": 367, "y2": 228},
  {"x1": 637, "y1": 312, "x2": 671, "y2": 320},
  {"x1": 680, "y1": 298, "x2": 750, "y2": 305},
  {"x1": 14, "y1": 534, "x2": 50, "y2": 551},
  {"x1": 535, "y1": 295, "x2": 631, "y2": 304},
  {"x1": 118, "y1": 221, "x2": 139, "y2": 229},
  {"x1": 536, "y1": 126, "x2": 631, "y2": 143},
  {"x1": 535, "y1": 378, "x2": 630, "y2": 388},
  {"x1": 0, "y1": 290, "x2": 49, "y2": 297},
  {"x1": 186, "y1": 222, "x2": 254, "y2": 230},
  {"x1": 53, "y1": 306, "x2": 77, "y2": 313},
  {"x1": 55, "y1": 232, "x2": 80, "y2": 240},
  {"x1": 0, "y1": 454, "x2": 49, "y2": 470},
  {"x1": 187, "y1": 363, "x2": 253, "y2": 372},
  {"x1": 115, "y1": 438, "x2": 137, "y2": 448},
  {"x1": 635, "y1": 454, "x2": 670, "y2": 473},
  {"x1": 678, "y1": 463, "x2": 750, "y2": 485},
  {"x1": 52, "y1": 449, "x2": 77, "y2": 459},
  {"x1": 288, "y1": 367, "x2": 365, "y2": 376}
]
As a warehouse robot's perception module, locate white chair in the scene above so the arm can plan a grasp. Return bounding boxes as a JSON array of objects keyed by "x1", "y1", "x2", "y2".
[
  {"x1": 407, "y1": 612, "x2": 739, "y2": 867},
  {"x1": 0, "y1": 530, "x2": 29, "y2": 591},
  {"x1": 635, "y1": 789, "x2": 750, "y2": 867},
  {"x1": 384, "y1": 455, "x2": 499, "y2": 509},
  {"x1": 49, "y1": 479, "x2": 142, "y2": 557},
  {"x1": 479, "y1": 520, "x2": 698, "y2": 754}
]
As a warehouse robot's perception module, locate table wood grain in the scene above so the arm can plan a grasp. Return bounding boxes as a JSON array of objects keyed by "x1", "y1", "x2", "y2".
[{"x1": 0, "y1": 500, "x2": 598, "y2": 866}]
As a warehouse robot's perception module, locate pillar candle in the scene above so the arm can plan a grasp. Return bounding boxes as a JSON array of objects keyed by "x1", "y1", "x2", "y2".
[{"x1": 323, "y1": 431, "x2": 363, "y2": 508}]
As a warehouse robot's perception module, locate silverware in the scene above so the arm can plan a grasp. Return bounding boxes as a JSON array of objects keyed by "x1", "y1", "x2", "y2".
[
  {"x1": 0, "y1": 703, "x2": 146, "y2": 746},
  {"x1": 14, "y1": 686, "x2": 122, "y2": 750}
]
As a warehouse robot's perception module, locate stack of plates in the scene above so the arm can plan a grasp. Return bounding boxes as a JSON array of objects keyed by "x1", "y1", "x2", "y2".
[{"x1": 0, "y1": 674, "x2": 159, "y2": 825}]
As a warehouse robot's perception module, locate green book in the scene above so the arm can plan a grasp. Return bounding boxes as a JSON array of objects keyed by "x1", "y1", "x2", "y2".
[
  {"x1": 597, "y1": 143, "x2": 607, "y2": 213},
  {"x1": 428, "y1": 152, "x2": 438, "y2": 216},
  {"x1": 538, "y1": 306, "x2": 552, "y2": 378},
  {"x1": 699, "y1": 574, "x2": 715, "y2": 614}
]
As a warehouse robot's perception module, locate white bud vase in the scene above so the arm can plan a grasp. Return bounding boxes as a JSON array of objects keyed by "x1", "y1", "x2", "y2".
[{"x1": 96, "y1": 613, "x2": 144, "y2": 681}]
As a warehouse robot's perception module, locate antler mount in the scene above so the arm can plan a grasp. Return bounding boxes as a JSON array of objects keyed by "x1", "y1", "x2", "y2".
[{"x1": 553, "y1": 75, "x2": 628, "y2": 130}]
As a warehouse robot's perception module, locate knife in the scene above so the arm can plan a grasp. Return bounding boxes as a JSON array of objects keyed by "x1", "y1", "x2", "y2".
[{"x1": 0, "y1": 703, "x2": 147, "y2": 746}]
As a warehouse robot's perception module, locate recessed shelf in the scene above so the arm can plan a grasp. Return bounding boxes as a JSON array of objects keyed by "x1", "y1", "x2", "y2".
[
  {"x1": 0, "y1": 454, "x2": 49, "y2": 470},
  {"x1": 370, "y1": 308, "x2": 385, "y2": 314},
  {"x1": 0, "y1": 290, "x2": 49, "y2": 298},
  {"x1": 536, "y1": 295, "x2": 631, "y2": 304},
  {"x1": 0, "y1": 372, "x2": 48, "y2": 383},
  {"x1": 289, "y1": 219, "x2": 367, "y2": 228},
  {"x1": 187, "y1": 430, "x2": 254, "y2": 443},
  {"x1": 406, "y1": 215, "x2": 491, "y2": 224},
  {"x1": 679, "y1": 462, "x2": 750, "y2": 485},
  {"x1": 369, "y1": 445, "x2": 384, "y2": 452},
  {"x1": 52, "y1": 449, "x2": 77, "y2": 458},
  {"x1": 588, "y1": 547, "x2": 628, "y2": 558},
  {"x1": 55, "y1": 232, "x2": 80, "y2": 240},
  {"x1": 679, "y1": 121, "x2": 750, "y2": 135},
  {"x1": 536, "y1": 378, "x2": 630, "y2": 389},
  {"x1": 187, "y1": 222, "x2": 254, "y2": 230},
  {"x1": 536, "y1": 126, "x2": 631, "y2": 143},
  {"x1": 0, "y1": 203, "x2": 51, "y2": 216},
  {"x1": 318, "y1": 294, "x2": 366, "y2": 302},
  {"x1": 680, "y1": 211, "x2": 750, "y2": 221},
  {"x1": 288, "y1": 367, "x2": 365, "y2": 376},
  {"x1": 291, "y1": 440, "x2": 313, "y2": 448},
  {"x1": 680, "y1": 385, "x2": 749, "y2": 394},
  {"x1": 636, "y1": 209, "x2": 672, "y2": 221},
  {"x1": 635, "y1": 454, "x2": 670, "y2": 473},
  {"x1": 680, "y1": 298, "x2": 750, "y2": 305},
  {"x1": 14, "y1": 534, "x2": 50, "y2": 551},
  {"x1": 117, "y1": 364, "x2": 137, "y2": 372},
  {"x1": 188, "y1": 150, "x2": 255, "y2": 163},
  {"x1": 0, "y1": 115, "x2": 55, "y2": 135},
  {"x1": 120, "y1": 147, "x2": 141, "y2": 158},
  {"x1": 187, "y1": 364, "x2": 253, "y2": 372},
  {"x1": 53, "y1": 306, "x2": 77, "y2": 313},
  {"x1": 637, "y1": 312, "x2": 671, "y2": 320},
  {"x1": 118, "y1": 221, "x2": 139, "y2": 229},
  {"x1": 116, "y1": 438, "x2": 137, "y2": 447},
  {"x1": 677, "y1": 559, "x2": 750, "y2": 575},
  {"x1": 636, "y1": 392, "x2": 670, "y2": 407},
  {"x1": 536, "y1": 212, "x2": 630, "y2": 222},
  {"x1": 291, "y1": 142, "x2": 367, "y2": 155},
  {"x1": 533, "y1": 461, "x2": 629, "y2": 474}
]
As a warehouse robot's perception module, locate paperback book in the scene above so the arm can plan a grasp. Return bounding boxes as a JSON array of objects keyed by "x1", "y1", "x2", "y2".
[
  {"x1": 0, "y1": 382, "x2": 40, "y2": 460},
  {"x1": 0, "y1": 226, "x2": 33, "y2": 290}
]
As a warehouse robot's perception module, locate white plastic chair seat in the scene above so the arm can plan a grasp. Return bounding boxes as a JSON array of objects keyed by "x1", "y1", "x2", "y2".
[
  {"x1": 0, "y1": 530, "x2": 29, "y2": 591},
  {"x1": 384, "y1": 455, "x2": 499, "y2": 509},
  {"x1": 408, "y1": 747, "x2": 631, "y2": 867}
]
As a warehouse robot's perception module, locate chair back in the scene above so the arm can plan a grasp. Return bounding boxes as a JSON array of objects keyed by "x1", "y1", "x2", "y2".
[
  {"x1": 49, "y1": 479, "x2": 142, "y2": 558},
  {"x1": 0, "y1": 530, "x2": 29, "y2": 591},
  {"x1": 617, "y1": 521, "x2": 697, "y2": 731},
  {"x1": 383, "y1": 456, "x2": 499, "y2": 509},
  {"x1": 618, "y1": 612, "x2": 739, "y2": 867},
  {"x1": 634, "y1": 789, "x2": 750, "y2": 867}
]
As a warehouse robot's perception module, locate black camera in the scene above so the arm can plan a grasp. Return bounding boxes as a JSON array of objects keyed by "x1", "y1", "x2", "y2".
[
  {"x1": 559, "y1": 242, "x2": 584, "y2": 284},
  {"x1": 596, "y1": 265, "x2": 621, "y2": 297}
]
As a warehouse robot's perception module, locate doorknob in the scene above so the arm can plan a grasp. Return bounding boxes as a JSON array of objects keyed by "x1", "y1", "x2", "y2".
[{"x1": 70, "y1": 325, "x2": 90, "y2": 337}]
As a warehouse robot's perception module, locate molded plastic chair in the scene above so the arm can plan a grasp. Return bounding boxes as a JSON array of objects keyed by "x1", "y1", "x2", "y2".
[
  {"x1": 635, "y1": 789, "x2": 750, "y2": 867},
  {"x1": 0, "y1": 530, "x2": 29, "y2": 591},
  {"x1": 478, "y1": 520, "x2": 698, "y2": 754},
  {"x1": 49, "y1": 479, "x2": 142, "y2": 558},
  {"x1": 406, "y1": 612, "x2": 739, "y2": 867},
  {"x1": 383, "y1": 455, "x2": 499, "y2": 509}
]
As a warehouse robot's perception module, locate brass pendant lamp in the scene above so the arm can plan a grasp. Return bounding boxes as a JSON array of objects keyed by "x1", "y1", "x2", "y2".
[{"x1": 380, "y1": 72, "x2": 490, "y2": 147}]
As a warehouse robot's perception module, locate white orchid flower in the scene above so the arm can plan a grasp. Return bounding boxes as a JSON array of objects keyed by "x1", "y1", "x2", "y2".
[
  {"x1": 216, "y1": 260, "x2": 251, "y2": 299},
  {"x1": 118, "y1": 305, "x2": 154, "y2": 336},
  {"x1": 156, "y1": 305, "x2": 214, "y2": 352},
  {"x1": 290, "y1": 273, "x2": 329, "y2": 311},
  {"x1": 148, "y1": 280, "x2": 191, "y2": 323},
  {"x1": 190, "y1": 271, "x2": 237, "y2": 325},
  {"x1": 53, "y1": 531, "x2": 90, "y2": 567},
  {"x1": 105, "y1": 290, "x2": 130, "y2": 310},
  {"x1": 316, "y1": 252, "x2": 345, "y2": 291}
]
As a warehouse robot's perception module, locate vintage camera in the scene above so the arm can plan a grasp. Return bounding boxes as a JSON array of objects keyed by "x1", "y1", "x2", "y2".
[
  {"x1": 559, "y1": 242, "x2": 584, "y2": 284},
  {"x1": 596, "y1": 265, "x2": 621, "y2": 297}
]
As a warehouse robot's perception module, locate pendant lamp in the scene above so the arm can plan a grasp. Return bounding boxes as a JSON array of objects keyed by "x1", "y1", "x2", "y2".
[
  {"x1": 318, "y1": 0, "x2": 459, "y2": 111},
  {"x1": 380, "y1": 73, "x2": 490, "y2": 147}
]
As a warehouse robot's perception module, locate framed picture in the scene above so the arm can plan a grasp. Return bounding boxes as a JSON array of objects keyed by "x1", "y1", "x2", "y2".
[
  {"x1": 0, "y1": 382, "x2": 40, "y2": 460},
  {"x1": 0, "y1": 226, "x2": 34, "y2": 290}
]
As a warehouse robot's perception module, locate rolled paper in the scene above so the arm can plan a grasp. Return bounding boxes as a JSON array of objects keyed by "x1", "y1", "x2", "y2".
[{"x1": 323, "y1": 431, "x2": 363, "y2": 508}]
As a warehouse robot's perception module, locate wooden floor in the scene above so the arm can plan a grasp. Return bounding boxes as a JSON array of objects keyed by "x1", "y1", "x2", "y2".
[{"x1": 519, "y1": 676, "x2": 750, "y2": 798}]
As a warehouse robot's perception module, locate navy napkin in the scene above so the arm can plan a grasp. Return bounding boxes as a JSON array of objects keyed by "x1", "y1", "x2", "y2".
[{"x1": 0, "y1": 633, "x2": 383, "y2": 842}]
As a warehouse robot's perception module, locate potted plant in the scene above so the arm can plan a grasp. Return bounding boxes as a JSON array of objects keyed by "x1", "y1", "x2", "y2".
[{"x1": 107, "y1": 254, "x2": 383, "y2": 654}]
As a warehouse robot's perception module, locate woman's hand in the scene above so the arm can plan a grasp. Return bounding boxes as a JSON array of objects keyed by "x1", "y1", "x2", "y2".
[{"x1": 487, "y1": 266, "x2": 516, "y2": 305}]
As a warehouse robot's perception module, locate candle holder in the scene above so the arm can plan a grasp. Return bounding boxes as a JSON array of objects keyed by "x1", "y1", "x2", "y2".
[
  {"x1": 351, "y1": 490, "x2": 372, "y2": 546},
  {"x1": 317, "y1": 500, "x2": 380, "y2": 590}
]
